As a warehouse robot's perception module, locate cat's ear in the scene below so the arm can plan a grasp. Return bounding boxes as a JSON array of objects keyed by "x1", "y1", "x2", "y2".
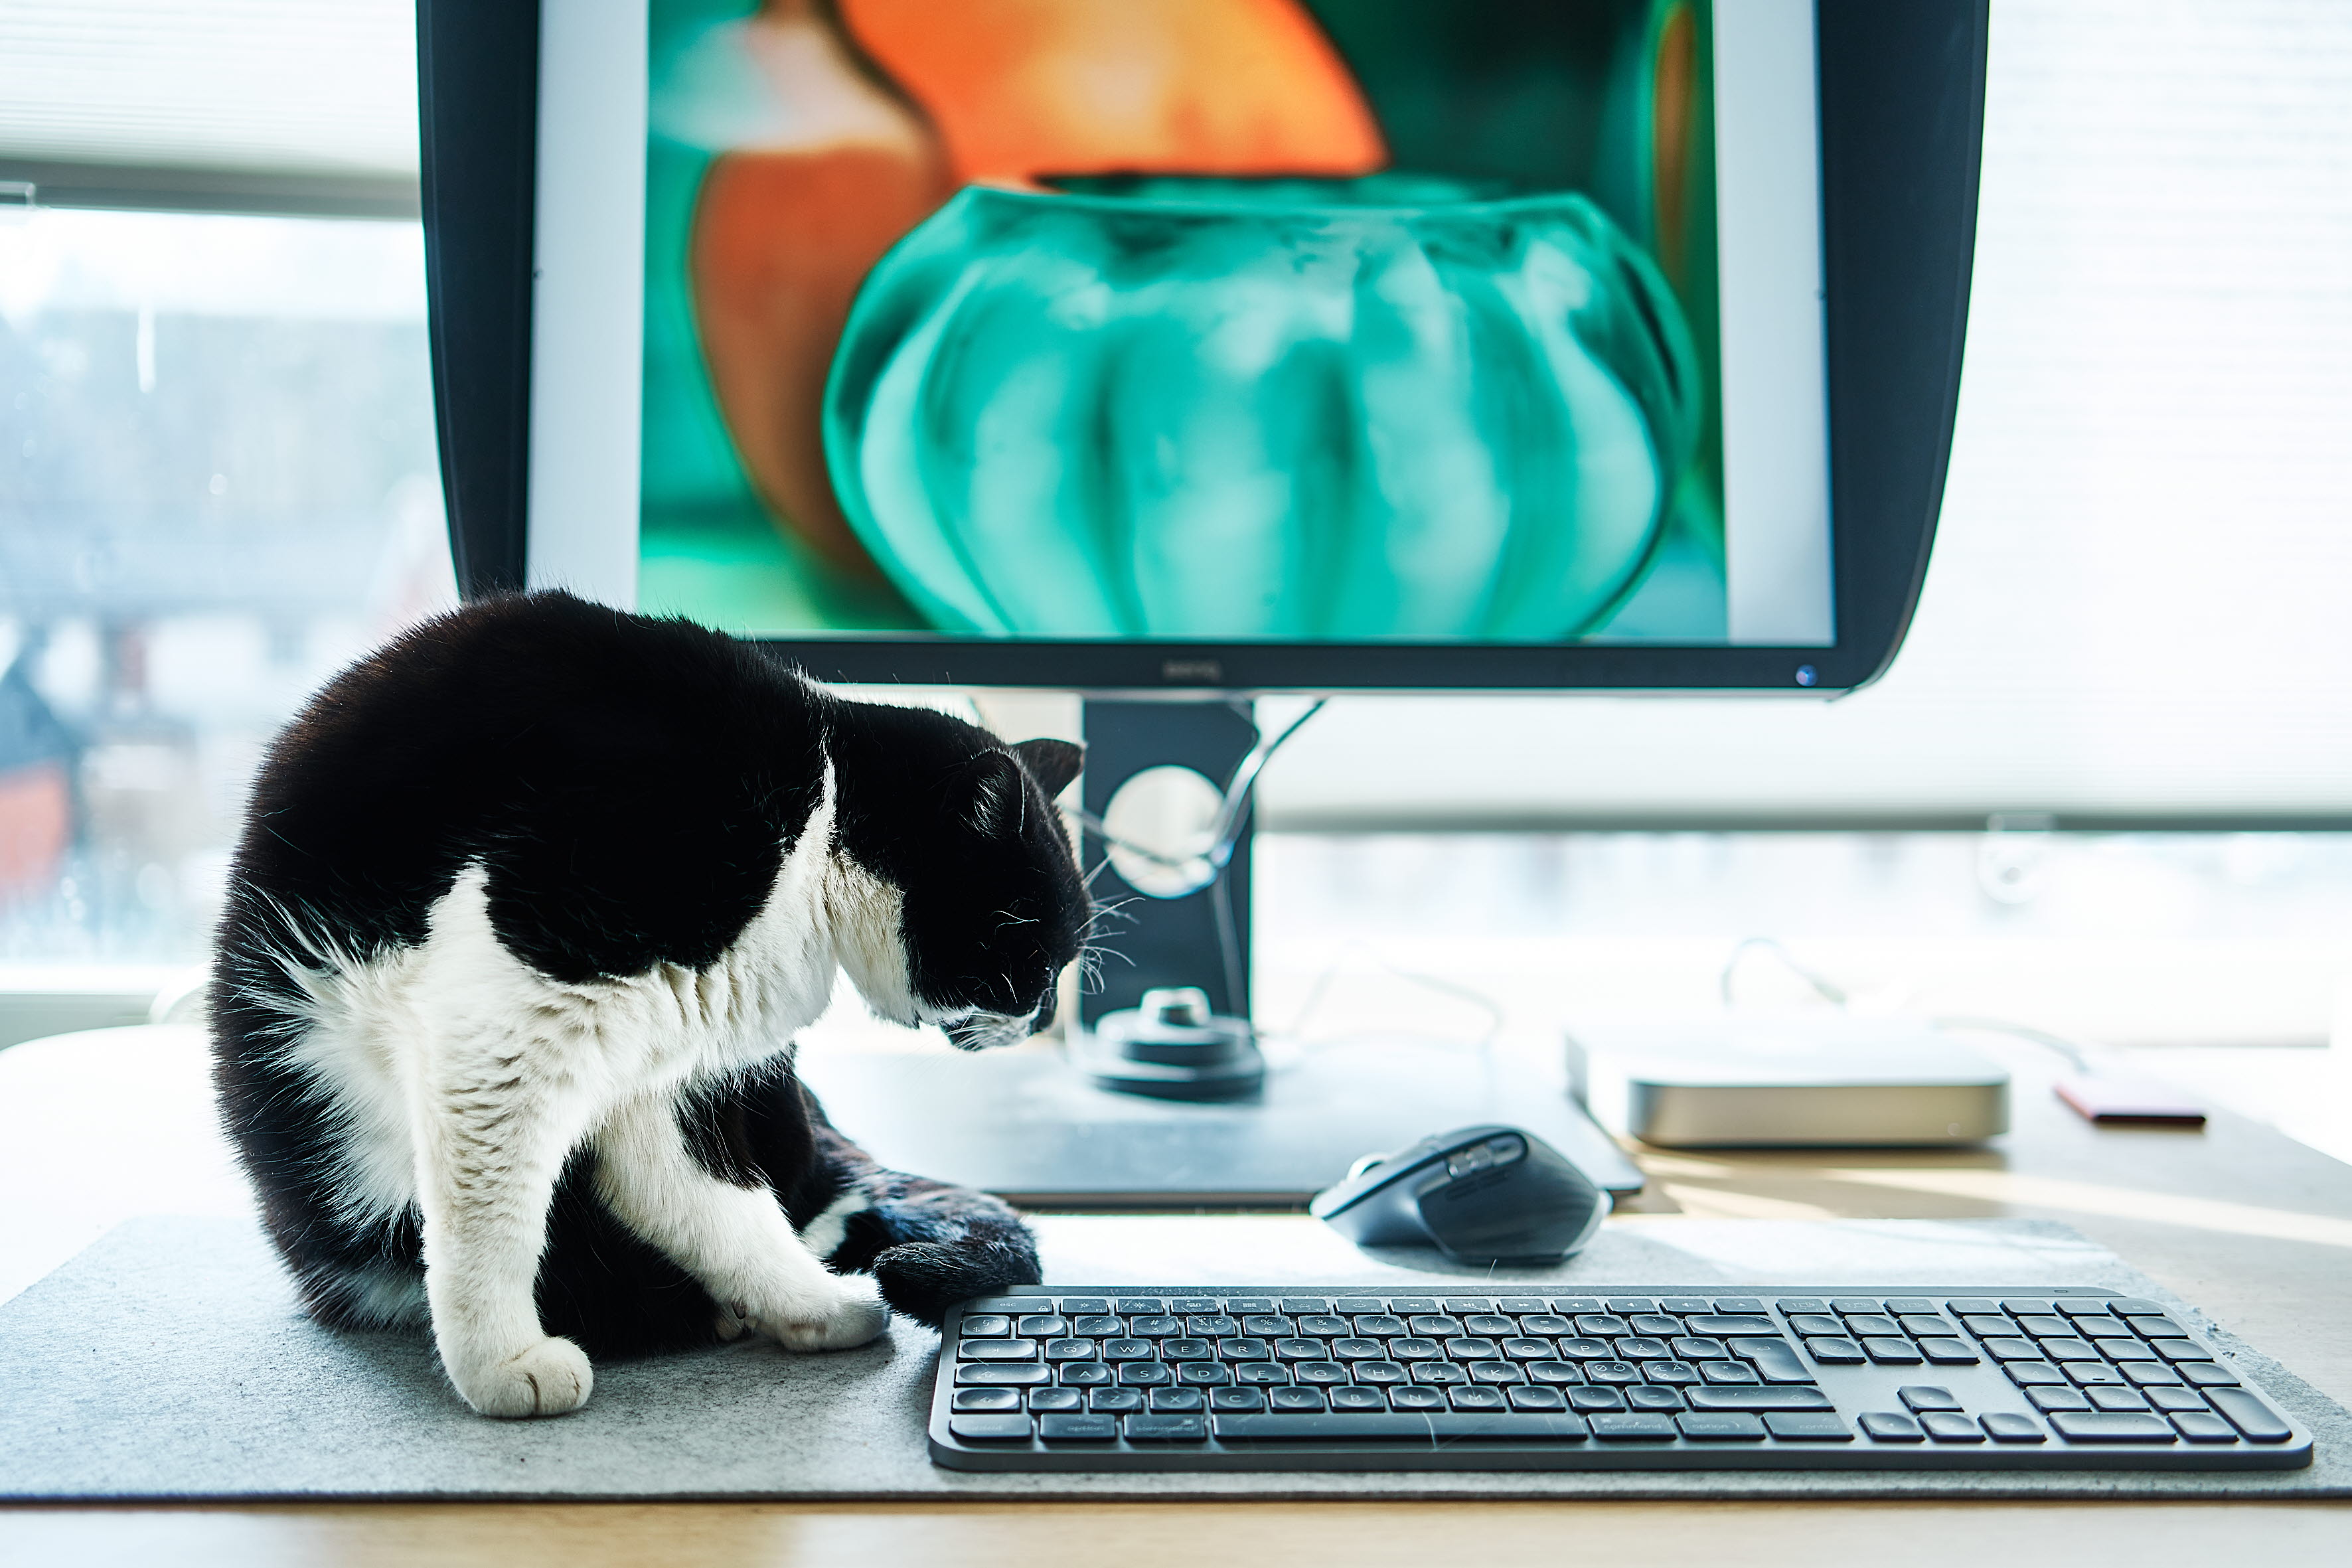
[{"x1": 1008, "y1": 738, "x2": 1083, "y2": 802}]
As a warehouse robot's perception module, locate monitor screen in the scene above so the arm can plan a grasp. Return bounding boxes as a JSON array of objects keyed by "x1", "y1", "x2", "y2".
[{"x1": 529, "y1": 0, "x2": 1834, "y2": 656}]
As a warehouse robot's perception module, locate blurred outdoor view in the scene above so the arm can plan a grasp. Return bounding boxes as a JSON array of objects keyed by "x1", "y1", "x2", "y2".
[{"x1": 0, "y1": 207, "x2": 455, "y2": 963}]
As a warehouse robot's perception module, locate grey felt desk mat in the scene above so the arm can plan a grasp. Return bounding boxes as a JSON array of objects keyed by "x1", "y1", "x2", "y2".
[{"x1": 2, "y1": 1214, "x2": 2345, "y2": 1501}]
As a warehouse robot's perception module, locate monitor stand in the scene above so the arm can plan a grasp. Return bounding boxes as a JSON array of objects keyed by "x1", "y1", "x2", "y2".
[{"x1": 796, "y1": 696, "x2": 1644, "y2": 1208}]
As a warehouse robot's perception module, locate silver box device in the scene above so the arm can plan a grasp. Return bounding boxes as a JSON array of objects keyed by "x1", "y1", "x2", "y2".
[{"x1": 1565, "y1": 1016, "x2": 2010, "y2": 1147}]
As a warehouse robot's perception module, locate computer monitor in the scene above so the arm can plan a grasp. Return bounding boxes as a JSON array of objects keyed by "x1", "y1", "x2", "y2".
[{"x1": 416, "y1": 0, "x2": 1986, "y2": 1202}]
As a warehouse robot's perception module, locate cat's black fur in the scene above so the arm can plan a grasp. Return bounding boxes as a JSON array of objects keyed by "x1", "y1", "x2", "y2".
[{"x1": 211, "y1": 590, "x2": 1086, "y2": 1354}]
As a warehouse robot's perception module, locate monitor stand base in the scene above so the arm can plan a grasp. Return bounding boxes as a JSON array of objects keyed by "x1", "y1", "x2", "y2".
[{"x1": 797, "y1": 1034, "x2": 1644, "y2": 1210}]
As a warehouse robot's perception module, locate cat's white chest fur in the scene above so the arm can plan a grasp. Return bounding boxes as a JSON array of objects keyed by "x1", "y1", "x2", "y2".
[{"x1": 273, "y1": 772, "x2": 906, "y2": 1229}]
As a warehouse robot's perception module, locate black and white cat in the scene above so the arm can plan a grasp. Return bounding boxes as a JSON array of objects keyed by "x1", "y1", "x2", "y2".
[{"x1": 210, "y1": 591, "x2": 1089, "y2": 1417}]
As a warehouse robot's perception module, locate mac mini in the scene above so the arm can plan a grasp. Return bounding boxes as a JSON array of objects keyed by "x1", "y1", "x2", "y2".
[{"x1": 1564, "y1": 1016, "x2": 2010, "y2": 1148}]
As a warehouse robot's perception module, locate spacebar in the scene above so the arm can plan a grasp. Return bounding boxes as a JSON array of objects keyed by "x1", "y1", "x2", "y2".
[{"x1": 1212, "y1": 1413, "x2": 1593, "y2": 1442}]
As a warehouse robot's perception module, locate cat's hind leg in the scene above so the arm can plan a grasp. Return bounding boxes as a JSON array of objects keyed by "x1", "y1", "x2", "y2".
[
  {"x1": 410, "y1": 1028, "x2": 601, "y2": 1418},
  {"x1": 589, "y1": 1093, "x2": 889, "y2": 1352}
]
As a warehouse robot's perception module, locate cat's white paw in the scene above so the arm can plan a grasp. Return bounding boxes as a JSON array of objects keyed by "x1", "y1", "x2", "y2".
[
  {"x1": 763, "y1": 1273, "x2": 890, "y2": 1352},
  {"x1": 449, "y1": 1335, "x2": 595, "y2": 1418}
]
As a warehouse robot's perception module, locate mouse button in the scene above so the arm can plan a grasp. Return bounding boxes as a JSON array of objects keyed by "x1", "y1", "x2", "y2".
[{"x1": 1483, "y1": 1134, "x2": 1526, "y2": 1164}]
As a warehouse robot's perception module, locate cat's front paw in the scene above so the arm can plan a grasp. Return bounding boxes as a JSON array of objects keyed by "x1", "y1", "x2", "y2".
[
  {"x1": 765, "y1": 1273, "x2": 890, "y2": 1352},
  {"x1": 447, "y1": 1334, "x2": 595, "y2": 1418}
]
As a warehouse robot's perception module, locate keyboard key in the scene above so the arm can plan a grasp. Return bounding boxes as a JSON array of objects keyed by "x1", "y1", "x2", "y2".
[
  {"x1": 1352, "y1": 1361, "x2": 1408, "y2": 1385},
  {"x1": 1124, "y1": 1415, "x2": 1209, "y2": 1442},
  {"x1": 1697, "y1": 1361, "x2": 1760, "y2": 1385},
  {"x1": 1297, "y1": 1315, "x2": 1352, "y2": 1338},
  {"x1": 2180, "y1": 1363, "x2": 2240, "y2": 1387},
  {"x1": 1115, "y1": 1298, "x2": 1164, "y2": 1315},
  {"x1": 1388, "y1": 1298, "x2": 1439, "y2": 1314},
  {"x1": 1861, "y1": 1338, "x2": 1922, "y2": 1365},
  {"x1": 1116, "y1": 1364, "x2": 1172, "y2": 1386},
  {"x1": 1148, "y1": 1387, "x2": 1206, "y2": 1413},
  {"x1": 1786, "y1": 1313, "x2": 1842, "y2": 1337},
  {"x1": 2088, "y1": 1387, "x2": 2148, "y2": 1411},
  {"x1": 1607, "y1": 1296, "x2": 1658, "y2": 1314},
  {"x1": 1980, "y1": 1338, "x2": 2040, "y2": 1362},
  {"x1": 1101, "y1": 1339, "x2": 1154, "y2": 1362},
  {"x1": 1175, "y1": 1362, "x2": 1231, "y2": 1386},
  {"x1": 1729, "y1": 1339, "x2": 1814, "y2": 1383},
  {"x1": 2004, "y1": 1362, "x2": 2067, "y2": 1386},
  {"x1": 1957, "y1": 1314, "x2": 2013, "y2": 1337},
  {"x1": 2171, "y1": 1412, "x2": 2238, "y2": 1443},
  {"x1": 1468, "y1": 1362, "x2": 1525, "y2": 1385},
  {"x1": 2049, "y1": 1412, "x2": 2177, "y2": 1443},
  {"x1": 2063, "y1": 1363, "x2": 2126, "y2": 1387},
  {"x1": 962, "y1": 1339, "x2": 1041, "y2": 1362},
  {"x1": 1351, "y1": 1314, "x2": 1408, "y2": 1338},
  {"x1": 1026, "y1": 1388, "x2": 1083, "y2": 1413},
  {"x1": 1057, "y1": 1364, "x2": 1112, "y2": 1387},
  {"x1": 1408, "y1": 1314, "x2": 1466, "y2": 1337},
  {"x1": 1678, "y1": 1413, "x2": 1767, "y2": 1441},
  {"x1": 2073, "y1": 1315, "x2": 2129, "y2": 1336},
  {"x1": 1897, "y1": 1314, "x2": 1955, "y2": 1337},
  {"x1": 2090, "y1": 1337, "x2": 2144, "y2": 1361},
  {"x1": 2124, "y1": 1313, "x2": 2185, "y2": 1338},
  {"x1": 1921, "y1": 1413, "x2": 1984, "y2": 1443},
  {"x1": 1591, "y1": 1413, "x2": 1678, "y2": 1441},
  {"x1": 1328, "y1": 1386, "x2": 1386, "y2": 1412},
  {"x1": 1588, "y1": 1361, "x2": 1645, "y2": 1385},
  {"x1": 1999, "y1": 1299, "x2": 2055, "y2": 1316},
  {"x1": 1773, "y1": 1298, "x2": 1829, "y2": 1315},
  {"x1": 1389, "y1": 1338, "x2": 1444, "y2": 1361},
  {"x1": 1232, "y1": 1363, "x2": 1289, "y2": 1385},
  {"x1": 1944, "y1": 1298, "x2": 2000, "y2": 1315},
  {"x1": 966, "y1": 1297, "x2": 1032, "y2": 1313},
  {"x1": 1551, "y1": 1298, "x2": 1603, "y2": 1314},
  {"x1": 1713, "y1": 1298, "x2": 1765, "y2": 1313},
  {"x1": 1329, "y1": 1298, "x2": 1381, "y2": 1315},
  {"x1": 2041, "y1": 1338, "x2": 2100, "y2": 1362},
  {"x1": 1645, "y1": 1362, "x2": 1703, "y2": 1385},
  {"x1": 1186, "y1": 1315, "x2": 1239, "y2": 1338},
  {"x1": 1071, "y1": 1315, "x2": 1123, "y2": 1338},
  {"x1": 956, "y1": 1364, "x2": 1051, "y2": 1386},
  {"x1": 1293, "y1": 1362, "x2": 1351, "y2": 1386},
  {"x1": 2153, "y1": 1339, "x2": 2217, "y2": 1363},
  {"x1": 1518, "y1": 1314, "x2": 1575, "y2": 1336},
  {"x1": 1169, "y1": 1297, "x2": 1221, "y2": 1314},
  {"x1": 1273, "y1": 1339, "x2": 1326, "y2": 1361},
  {"x1": 1278, "y1": 1298, "x2": 1331, "y2": 1314},
  {"x1": 1389, "y1": 1386, "x2": 1445, "y2": 1411},
  {"x1": 1332, "y1": 1338, "x2": 1388, "y2": 1361},
  {"x1": 1217, "y1": 1338, "x2": 1272, "y2": 1362},
  {"x1": 1687, "y1": 1314, "x2": 1780, "y2": 1336},
  {"x1": 1210, "y1": 1413, "x2": 1593, "y2": 1442},
  {"x1": 2146, "y1": 1386, "x2": 2209, "y2": 1413},
  {"x1": 1057, "y1": 1298, "x2": 1111, "y2": 1316},
  {"x1": 1917, "y1": 1338, "x2": 1980, "y2": 1365},
  {"x1": 1982, "y1": 1413, "x2": 2045, "y2": 1443},
  {"x1": 948, "y1": 1415, "x2": 1033, "y2": 1442},
  {"x1": 1804, "y1": 1336, "x2": 1866, "y2": 1365},
  {"x1": 1569, "y1": 1387, "x2": 1626, "y2": 1412},
  {"x1": 1684, "y1": 1386, "x2": 1836, "y2": 1412},
  {"x1": 1574, "y1": 1314, "x2": 1630, "y2": 1336},
  {"x1": 1501, "y1": 1338, "x2": 1555, "y2": 1362},
  {"x1": 1509, "y1": 1385, "x2": 1569, "y2": 1411},
  {"x1": 1042, "y1": 1339, "x2": 1095, "y2": 1362},
  {"x1": 2055, "y1": 1298, "x2": 2118, "y2": 1317},
  {"x1": 1843, "y1": 1314, "x2": 1901, "y2": 1337},
  {"x1": 1628, "y1": 1314, "x2": 1682, "y2": 1336},
  {"x1": 1210, "y1": 1387, "x2": 1265, "y2": 1412},
  {"x1": 951, "y1": 1387, "x2": 1022, "y2": 1412},
  {"x1": 1268, "y1": 1387, "x2": 1326, "y2": 1412},
  {"x1": 1410, "y1": 1362, "x2": 1470, "y2": 1385},
  {"x1": 1613, "y1": 1337, "x2": 1670, "y2": 1360},
  {"x1": 1129, "y1": 1316, "x2": 1180, "y2": 1338},
  {"x1": 1037, "y1": 1413, "x2": 1117, "y2": 1441},
  {"x1": 2012, "y1": 1315, "x2": 2071, "y2": 1338},
  {"x1": 960, "y1": 1315, "x2": 1012, "y2": 1338},
  {"x1": 1883, "y1": 1298, "x2": 1937, "y2": 1314},
  {"x1": 2104, "y1": 1298, "x2": 2166, "y2": 1314},
  {"x1": 1526, "y1": 1362, "x2": 1585, "y2": 1385},
  {"x1": 2205, "y1": 1387, "x2": 2294, "y2": 1442},
  {"x1": 1496, "y1": 1298, "x2": 1552, "y2": 1314},
  {"x1": 1660, "y1": 1297, "x2": 1715, "y2": 1314},
  {"x1": 1445, "y1": 1338, "x2": 1502, "y2": 1360},
  {"x1": 1829, "y1": 1298, "x2": 1881, "y2": 1314},
  {"x1": 1670, "y1": 1336, "x2": 1730, "y2": 1361},
  {"x1": 1899, "y1": 1385, "x2": 1961, "y2": 1411},
  {"x1": 1239, "y1": 1314, "x2": 1294, "y2": 1338},
  {"x1": 1014, "y1": 1314, "x2": 1069, "y2": 1337},
  {"x1": 1089, "y1": 1388, "x2": 1144, "y2": 1413},
  {"x1": 2027, "y1": 1387, "x2": 2091, "y2": 1413},
  {"x1": 1449, "y1": 1386, "x2": 1508, "y2": 1411},
  {"x1": 1859, "y1": 1412, "x2": 1924, "y2": 1442},
  {"x1": 1625, "y1": 1385, "x2": 1684, "y2": 1411},
  {"x1": 1764, "y1": 1413, "x2": 1853, "y2": 1441},
  {"x1": 1464, "y1": 1314, "x2": 1520, "y2": 1336}
]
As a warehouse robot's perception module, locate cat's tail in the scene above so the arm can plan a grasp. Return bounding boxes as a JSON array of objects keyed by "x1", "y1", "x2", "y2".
[{"x1": 859, "y1": 1183, "x2": 1044, "y2": 1328}]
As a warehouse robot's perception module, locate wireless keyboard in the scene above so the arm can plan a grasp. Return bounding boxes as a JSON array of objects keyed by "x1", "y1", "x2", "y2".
[{"x1": 927, "y1": 1285, "x2": 2313, "y2": 1472}]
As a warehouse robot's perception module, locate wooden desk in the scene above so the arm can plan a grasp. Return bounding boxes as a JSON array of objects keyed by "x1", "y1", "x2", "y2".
[{"x1": 2, "y1": 1029, "x2": 2347, "y2": 1564}]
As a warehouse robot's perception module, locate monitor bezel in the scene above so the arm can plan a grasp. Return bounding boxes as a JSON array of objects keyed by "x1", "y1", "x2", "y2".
[{"x1": 420, "y1": 0, "x2": 1986, "y2": 695}]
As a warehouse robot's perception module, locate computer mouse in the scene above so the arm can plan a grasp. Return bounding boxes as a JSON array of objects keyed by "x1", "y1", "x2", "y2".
[{"x1": 1308, "y1": 1125, "x2": 1610, "y2": 1265}]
